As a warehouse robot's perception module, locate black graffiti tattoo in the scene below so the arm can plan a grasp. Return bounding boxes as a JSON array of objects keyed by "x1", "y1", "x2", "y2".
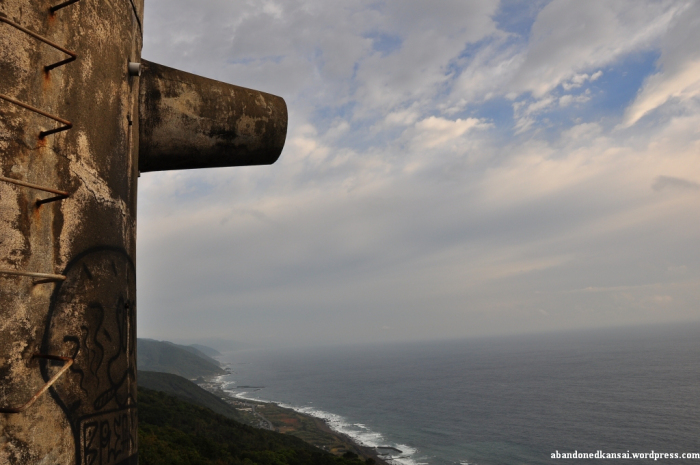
[{"x1": 41, "y1": 246, "x2": 138, "y2": 465}]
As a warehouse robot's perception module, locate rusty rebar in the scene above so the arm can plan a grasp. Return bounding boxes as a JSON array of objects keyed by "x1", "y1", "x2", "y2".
[
  {"x1": 0, "y1": 176, "x2": 68, "y2": 196},
  {"x1": 0, "y1": 16, "x2": 77, "y2": 70},
  {"x1": 49, "y1": 0, "x2": 80, "y2": 13},
  {"x1": 0, "y1": 355, "x2": 73, "y2": 414},
  {"x1": 0, "y1": 93, "x2": 72, "y2": 138},
  {"x1": 0, "y1": 269, "x2": 66, "y2": 282},
  {"x1": 35, "y1": 194, "x2": 69, "y2": 205}
]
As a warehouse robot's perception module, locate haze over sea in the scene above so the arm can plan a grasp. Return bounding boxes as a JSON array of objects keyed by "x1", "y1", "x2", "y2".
[{"x1": 217, "y1": 323, "x2": 700, "y2": 465}]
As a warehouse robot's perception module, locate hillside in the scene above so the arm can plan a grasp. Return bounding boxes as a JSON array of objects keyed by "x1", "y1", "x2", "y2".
[
  {"x1": 137, "y1": 338, "x2": 226, "y2": 378},
  {"x1": 189, "y1": 343, "x2": 221, "y2": 358},
  {"x1": 176, "y1": 344, "x2": 222, "y2": 366},
  {"x1": 138, "y1": 387, "x2": 372, "y2": 465},
  {"x1": 138, "y1": 371, "x2": 247, "y2": 423}
]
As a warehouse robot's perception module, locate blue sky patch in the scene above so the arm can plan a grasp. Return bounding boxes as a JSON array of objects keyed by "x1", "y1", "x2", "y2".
[
  {"x1": 591, "y1": 50, "x2": 660, "y2": 119},
  {"x1": 493, "y1": 0, "x2": 551, "y2": 37},
  {"x1": 366, "y1": 32, "x2": 403, "y2": 56}
]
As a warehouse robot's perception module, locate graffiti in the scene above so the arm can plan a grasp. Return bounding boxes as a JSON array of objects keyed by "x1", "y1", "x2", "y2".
[
  {"x1": 80, "y1": 407, "x2": 137, "y2": 465},
  {"x1": 41, "y1": 246, "x2": 138, "y2": 464}
]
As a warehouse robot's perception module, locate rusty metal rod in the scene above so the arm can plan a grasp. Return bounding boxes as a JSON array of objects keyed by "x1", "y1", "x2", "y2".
[
  {"x1": 35, "y1": 194, "x2": 68, "y2": 205},
  {"x1": 49, "y1": 0, "x2": 80, "y2": 13},
  {"x1": 0, "y1": 355, "x2": 73, "y2": 414},
  {"x1": 0, "y1": 16, "x2": 76, "y2": 70},
  {"x1": 0, "y1": 94, "x2": 71, "y2": 125},
  {"x1": 44, "y1": 57, "x2": 76, "y2": 71},
  {"x1": 38, "y1": 125, "x2": 72, "y2": 138},
  {"x1": 0, "y1": 93, "x2": 72, "y2": 137},
  {"x1": 0, "y1": 269, "x2": 66, "y2": 281},
  {"x1": 0, "y1": 175, "x2": 69, "y2": 197},
  {"x1": 32, "y1": 277, "x2": 62, "y2": 284}
]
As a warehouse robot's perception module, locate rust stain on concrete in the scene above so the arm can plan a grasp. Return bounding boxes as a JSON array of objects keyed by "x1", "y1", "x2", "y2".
[{"x1": 1, "y1": 1, "x2": 287, "y2": 463}]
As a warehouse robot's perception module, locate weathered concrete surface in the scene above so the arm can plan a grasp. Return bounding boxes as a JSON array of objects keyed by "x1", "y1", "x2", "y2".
[
  {"x1": 1, "y1": 0, "x2": 286, "y2": 463},
  {"x1": 139, "y1": 60, "x2": 287, "y2": 172},
  {"x1": 0, "y1": 0, "x2": 142, "y2": 463}
]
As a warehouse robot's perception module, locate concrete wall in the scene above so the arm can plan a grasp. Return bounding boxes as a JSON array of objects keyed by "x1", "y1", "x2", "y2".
[
  {"x1": 0, "y1": 0, "x2": 143, "y2": 463},
  {"x1": 0, "y1": 1, "x2": 286, "y2": 462}
]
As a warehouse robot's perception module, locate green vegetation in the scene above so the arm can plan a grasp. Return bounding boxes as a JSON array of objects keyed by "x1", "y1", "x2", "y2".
[
  {"x1": 138, "y1": 371, "x2": 248, "y2": 423},
  {"x1": 138, "y1": 387, "x2": 374, "y2": 465},
  {"x1": 138, "y1": 338, "x2": 226, "y2": 378},
  {"x1": 136, "y1": 339, "x2": 385, "y2": 464},
  {"x1": 138, "y1": 370, "x2": 375, "y2": 457}
]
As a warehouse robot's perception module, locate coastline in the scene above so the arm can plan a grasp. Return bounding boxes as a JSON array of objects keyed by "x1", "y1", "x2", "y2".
[{"x1": 198, "y1": 374, "x2": 396, "y2": 465}]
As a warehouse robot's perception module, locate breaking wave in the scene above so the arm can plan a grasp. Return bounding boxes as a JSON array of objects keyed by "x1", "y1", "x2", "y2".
[{"x1": 220, "y1": 382, "x2": 421, "y2": 465}]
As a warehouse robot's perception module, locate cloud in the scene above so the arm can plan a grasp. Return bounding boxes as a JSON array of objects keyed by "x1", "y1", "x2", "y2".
[
  {"x1": 509, "y1": 0, "x2": 678, "y2": 98},
  {"x1": 446, "y1": 1, "x2": 682, "y2": 133},
  {"x1": 513, "y1": 96, "x2": 555, "y2": 132},
  {"x1": 350, "y1": 1, "x2": 500, "y2": 116},
  {"x1": 409, "y1": 116, "x2": 489, "y2": 149},
  {"x1": 623, "y1": 59, "x2": 700, "y2": 127},
  {"x1": 652, "y1": 175, "x2": 700, "y2": 192},
  {"x1": 621, "y1": 2, "x2": 700, "y2": 126},
  {"x1": 383, "y1": 108, "x2": 420, "y2": 127},
  {"x1": 562, "y1": 71, "x2": 603, "y2": 91},
  {"x1": 137, "y1": 0, "x2": 700, "y2": 346},
  {"x1": 558, "y1": 92, "x2": 591, "y2": 107}
]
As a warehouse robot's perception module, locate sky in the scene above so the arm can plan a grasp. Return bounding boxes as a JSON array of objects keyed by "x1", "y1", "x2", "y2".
[{"x1": 136, "y1": 0, "x2": 700, "y2": 348}]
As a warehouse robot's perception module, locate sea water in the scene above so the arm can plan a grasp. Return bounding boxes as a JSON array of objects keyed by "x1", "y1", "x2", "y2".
[{"x1": 216, "y1": 323, "x2": 700, "y2": 465}]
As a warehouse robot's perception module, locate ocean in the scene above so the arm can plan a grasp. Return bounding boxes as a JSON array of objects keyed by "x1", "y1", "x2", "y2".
[{"x1": 215, "y1": 323, "x2": 700, "y2": 465}]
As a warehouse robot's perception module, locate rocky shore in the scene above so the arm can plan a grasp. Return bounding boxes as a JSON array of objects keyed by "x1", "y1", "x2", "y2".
[{"x1": 197, "y1": 376, "x2": 392, "y2": 465}]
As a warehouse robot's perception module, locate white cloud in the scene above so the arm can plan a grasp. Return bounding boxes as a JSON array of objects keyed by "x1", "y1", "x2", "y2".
[
  {"x1": 383, "y1": 108, "x2": 420, "y2": 127},
  {"x1": 559, "y1": 91, "x2": 591, "y2": 107},
  {"x1": 446, "y1": 1, "x2": 681, "y2": 126},
  {"x1": 510, "y1": 0, "x2": 679, "y2": 98},
  {"x1": 623, "y1": 60, "x2": 700, "y2": 127},
  {"x1": 622, "y1": 2, "x2": 700, "y2": 127},
  {"x1": 138, "y1": 0, "x2": 700, "y2": 345},
  {"x1": 350, "y1": 2, "x2": 499, "y2": 116},
  {"x1": 621, "y1": 2, "x2": 700, "y2": 127},
  {"x1": 446, "y1": 32, "x2": 525, "y2": 109},
  {"x1": 562, "y1": 71, "x2": 603, "y2": 91},
  {"x1": 513, "y1": 96, "x2": 555, "y2": 133},
  {"x1": 560, "y1": 122, "x2": 602, "y2": 141},
  {"x1": 409, "y1": 116, "x2": 489, "y2": 150}
]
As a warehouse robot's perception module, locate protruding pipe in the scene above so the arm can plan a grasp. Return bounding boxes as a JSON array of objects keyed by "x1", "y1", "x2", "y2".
[
  {"x1": 128, "y1": 62, "x2": 141, "y2": 77},
  {"x1": 138, "y1": 60, "x2": 287, "y2": 172}
]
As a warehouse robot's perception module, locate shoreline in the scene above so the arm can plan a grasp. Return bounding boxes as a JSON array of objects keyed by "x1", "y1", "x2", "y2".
[{"x1": 199, "y1": 374, "x2": 397, "y2": 465}]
